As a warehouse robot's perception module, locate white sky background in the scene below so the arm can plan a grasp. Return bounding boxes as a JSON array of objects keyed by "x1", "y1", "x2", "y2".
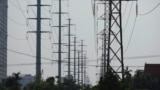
[{"x1": 7, "y1": 0, "x2": 160, "y2": 85}]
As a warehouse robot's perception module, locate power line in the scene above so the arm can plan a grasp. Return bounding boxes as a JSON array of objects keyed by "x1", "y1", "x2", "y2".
[
  {"x1": 8, "y1": 34, "x2": 26, "y2": 40},
  {"x1": 86, "y1": 54, "x2": 160, "y2": 62},
  {"x1": 21, "y1": 0, "x2": 54, "y2": 61},
  {"x1": 9, "y1": 0, "x2": 27, "y2": 12},
  {"x1": 12, "y1": 0, "x2": 37, "y2": 57},
  {"x1": 122, "y1": 2, "x2": 129, "y2": 17},
  {"x1": 8, "y1": 16, "x2": 26, "y2": 26},
  {"x1": 8, "y1": 49, "x2": 49, "y2": 61},
  {"x1": 124, "y1": 16, "x2": 137, "y2": 53},
  {"x1": 123, "y1": 1, "x2": 133, "y2": 32},
  {"x1": 138, "y1": 1, "x2": 160, "y2": 16},
  {"x1": 9, "y1": 0, "x2": 36, "y2": 55},
  {"x1": 7, "y1": 62, "x2": 55, "y2": 67},
  {"x1": 26, "y1": 0, "x2": 36, "y2": 16},
  {"x1": 8, "y1": 48, "x2": 68, "y2": 63},
  {"x1": 6, "y1": 63, "x2": 150, "y2": 68},
  {"x1": 8, "y1": 62, "x2": 160, "y2": 68},
  {"x1": 26, "y1": 39, "x2": 34, "y2": 55}
]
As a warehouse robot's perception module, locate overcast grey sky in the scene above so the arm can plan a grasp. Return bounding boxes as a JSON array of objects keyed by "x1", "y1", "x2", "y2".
[{"x1": 7, "y1": 0, "x2": 160, "y2": 85}]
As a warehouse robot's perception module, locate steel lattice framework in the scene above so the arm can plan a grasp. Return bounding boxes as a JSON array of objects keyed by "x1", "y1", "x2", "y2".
[
  {"x1": 96, "y1": 0, "x2": 109, "y2": 78},
  {"x1": 95, "y1": 0, "x2": 136, "y2": 80},
  {"x1": 107, "y1": 0, "x2": 124, "y2": 79}
]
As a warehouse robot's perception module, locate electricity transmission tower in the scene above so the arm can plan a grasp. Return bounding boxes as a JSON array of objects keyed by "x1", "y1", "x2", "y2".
[
  {"x1": 64, "y1": 18, "x2": 75, "y2": 80},
  {"x1": 27, "y1": 0, "x2": 50, "y2": 83},
  {"x1": 95, "y1": 0, "x2": 109, "y2": 78},
  {"x1": 83, "y1": 53, "x2": 87, "y2": 86},
  {"x1": 95, "y1": 0, "x2": 137, "y2": 80},
  {"x1": 72, "y1": 36, "x2": 78, "y2": 81},
  {"x1": 107, "y1": 0, "x2": 137, "y2": 80},
  {"x1": 73, "y1": 37, "x2": 77, "y2": 81},
  {"x1": 52, "y1": 0, "x2": 68, "y2": 85},
  {"x1": 79, "y1": 40, "x2": 85, "y2": 88},
  {"x1": 77, "y1": 51, "x2": 80, "y2": 85}
]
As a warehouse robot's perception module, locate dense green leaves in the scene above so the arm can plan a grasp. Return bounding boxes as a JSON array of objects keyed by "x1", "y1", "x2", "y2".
[
  {"x1": 1, "y1": 70, "x2": 160, "y2": 90},
  {"x1": 98, "y1": 68, "x2": 122, "y2": 90},
  {"x1": 0, "y1": 72, "x2": 21, "y2": 90}
]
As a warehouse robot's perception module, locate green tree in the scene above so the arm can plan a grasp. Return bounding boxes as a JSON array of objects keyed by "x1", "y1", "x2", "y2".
[
  {"x1": 98, "y1": 68, "x2": 121, "y2": 90},
  {"x1": 132, "y1": 70, "x2": 153, "y2": 90},
  {"x1": 24, "y1": 77, "x2": 58, "y2": 90},
  {"x1": 123, "y1": 67, "x2": 133, "y2": 90},
  {"x1": 97, "y1": 67, "x2": 134, "y2": 90},
  {"x1": 1, "y1": 72, "x2": 21, "y2": 90}
]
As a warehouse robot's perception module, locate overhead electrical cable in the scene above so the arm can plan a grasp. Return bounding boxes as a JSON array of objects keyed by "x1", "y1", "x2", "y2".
[
  {"x1": 138, "y1": 1, "x2": 160, "y2": 16},
  {"x1": 123, "y1": 1, "x2": 133, "y2": 32},
  {"x1": 8, "y1": 48, "x2": 68, "y2": 63},
  {"x1": 124, "y1": 16, "x2": 137, "y2": 53}
]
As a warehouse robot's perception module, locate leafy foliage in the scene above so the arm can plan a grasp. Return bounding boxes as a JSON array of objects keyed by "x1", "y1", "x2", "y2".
[
  {"x1": 0, "y1": 72, "x2": 21, "y2": 90},
  {"x1": 98, "y1": 68, "x2": 122, "y2": 90}
]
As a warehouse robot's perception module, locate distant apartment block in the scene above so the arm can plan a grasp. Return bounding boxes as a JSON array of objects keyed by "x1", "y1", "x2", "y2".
[{"x1": 0, "y1": 0, "x2": 8, "y2": 82}]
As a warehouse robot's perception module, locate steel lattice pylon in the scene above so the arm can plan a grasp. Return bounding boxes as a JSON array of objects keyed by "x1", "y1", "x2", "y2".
[
  {"x1": 94, "y1": 0, "x2": 136, "y2": 81},
  {"x1": 107, "y1": 0, "x2": 137, "y2": 81},
  {"x1": 107, "y1": 0, "x2": 124, "y2": 80},
  {"x1": 96, "y1": 0, "x2": 109, "y2": 78}
]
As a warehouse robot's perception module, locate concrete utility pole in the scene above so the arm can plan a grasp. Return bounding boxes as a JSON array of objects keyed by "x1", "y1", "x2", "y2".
[
  {"x1": 52, "y1": 0, "x2": 68, "y2": 85},
  {"x1": 81, "y1": 40, "x2": 83, "y2": 87},
  {"x1": 64, "y1": 18, "x2": 75, "y2": 90},
  {"x1": 84, "y1": 54, "x2": 87, "y2": 87},
  {"x1": 73, "y1": 36, "x2": 77, "y2": 81},
  {"x1": 36, "y1": 0, "x2": 41, "y2": 83},
  {"x1": 79, "y1": 40, "x2": 85, "y2": 88},
  {"x1": 66, "y1": 18, "x2": 74, "y2": 80},
  {"x1": 67, "y1": 18, "x2": 71, "y2": 80},
  {"x1": 28, "y1": 0, "x2": 50, "y2": 83},
  {"x1": 58, "y1": 0, "x2": 62, "y2": 85},
  {"x1": 77, "y1": 51, "x2": 80, "y2": 85},
  {"x1": 64, "y1": 18, "x2": 75, "y2": 79}
]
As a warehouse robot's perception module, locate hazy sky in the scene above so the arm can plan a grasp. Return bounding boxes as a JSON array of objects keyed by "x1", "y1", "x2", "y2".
[{"x1": 7, "y1": 0, "x2": 160, "y2": 85}]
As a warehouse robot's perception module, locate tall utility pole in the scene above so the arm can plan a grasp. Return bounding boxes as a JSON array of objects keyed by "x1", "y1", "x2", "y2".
[
  {"x1": 65, "y1": 18, "x2": 74, "y2": 80},
  {"x1": 67, "y1": 18, "x2": 72, "y2": 80},
  {"x1": 58, "y1": 0, "x2": 62, "y2": 85},
  {"x1": 79, "y1": 40, "x2": 85, "y2": 88},
  {"x1": 81, "y1": 40, "x2": 83, "y2": 87},
  {"x1": 84, "y1": 54, "x2": 87, "y2": 86},
  {"x1": 77, "y1": 51, "x2": 80, "y2": 85},
  {"x1": 52, "y1": 0, "x2": 68, "y2": 85},
  {"x1": 28, "y1": 0, "x2": 50, "y2": 83},
  {"x1": 36, "y1": 0, "x2": 41, "y2": 83},
  {"x1": 73, "y1": 36, "x2": 77, "y2": 81},
  {"x1": 64, "y1": 18, "x2": 75, "y2": 90}
]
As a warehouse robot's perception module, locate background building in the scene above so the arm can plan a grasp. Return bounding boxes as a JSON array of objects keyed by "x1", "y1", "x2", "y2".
[
  {"x1": 0, "y1": 0, "x2": 8, "y2": 82},
  {"x1": 145, "y1": 63, "x2": 160, "y2": 78},
  {"x1": 18, "y1": 74, "x2": 35, "y2": 90}
]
